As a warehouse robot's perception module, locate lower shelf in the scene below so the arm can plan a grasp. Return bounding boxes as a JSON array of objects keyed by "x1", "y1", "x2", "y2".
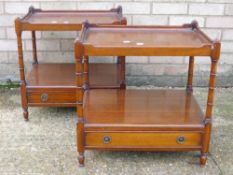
[
  {"x1": 84, "y1": 89, "x2": 205, "y2": 131},
  {"x1": 26, "y1": 63, "x2": 122, "y2": 106},
  {"x1": 26, "y1": 63, "x2": 121, "y2": 89}
]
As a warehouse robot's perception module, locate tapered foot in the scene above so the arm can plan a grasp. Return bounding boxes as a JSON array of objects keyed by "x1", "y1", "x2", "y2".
[
  {"x1": 78, "y1": 154, "x2": 85, "y2": 167},
  {"x1": 23, "y1": 109, "x2": 29, "y2": 121},
  {"x1": 200, "y1": 153, "x2": 207, "y2": 166}
]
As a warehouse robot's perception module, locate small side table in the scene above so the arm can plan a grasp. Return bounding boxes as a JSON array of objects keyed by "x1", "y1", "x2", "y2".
[
  {"x1": 15, "y1": 6, "x2": 127, "y2": 120},
  {"x1": 75, "y1": 21, "x2": 221, "y2": 166}
]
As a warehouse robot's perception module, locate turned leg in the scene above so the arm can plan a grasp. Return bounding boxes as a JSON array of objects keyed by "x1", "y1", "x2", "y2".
[
  {"x1": 118, "y1": 16, "x2": 127, "y2": 89},
  {"x1": 78, "y1": 152, "x2": 85, "y2": 167},
  {"x1": 200, "y1": 153, "x2": 207, "y2": 166},
  {"x1": 186, "y1": 56, "x2": 194, "y2": 92},
  {"x1": 23, "y1": 110, "x2": 28, "y2": 121},
  {"x1": 77, "y1": 119, "x2": 85, "y2": 167},
  {"x1": 117, "y1": 56, "x2": 126, "y2": 89},
  {"x1": 15, "y1": 19, "x2": 29, "y2": 121},
  {"x1": 75, "y1": 42, "x2": 85, "y2": 167},
  {"x1": 32, "y1": 31, "x2": 38, "y2": 64},
  {"x1": 200, "y1": 41, "x2": 220, "y2": 166},
  {"x1": 22, "y1": 103, "x2": 29, "y2": 121},
  {"x1": 83, "y1": 56, "x2": 89, "y2": 90},
  {"x1": 21, "y1": 80, "x2": 28, "y2": 121}
]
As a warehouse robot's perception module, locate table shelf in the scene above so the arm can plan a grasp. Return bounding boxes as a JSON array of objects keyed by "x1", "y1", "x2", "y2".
[
  {"x1": 84, "y1": 89, "x2": 204, "y2": 131},
  {"x1": 26, "y1": 63, "x2": 121, "y2": 89}
]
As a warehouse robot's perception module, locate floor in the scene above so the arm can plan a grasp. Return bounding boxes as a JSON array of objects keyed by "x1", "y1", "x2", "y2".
[{"x1": 0, "y1": 87, "x2": 232, "y2": 175}]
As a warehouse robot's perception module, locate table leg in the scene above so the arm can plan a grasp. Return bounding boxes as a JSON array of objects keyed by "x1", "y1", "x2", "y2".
[
  {"x1": 186, "y1": 56, "x2": 194, "y2": 92},
  {"x1": 32, "y1": 31, "x2": 38, "y2": 64},
  {"x1": 15, "y1": 19, "x2": 28, "y2": 121},
  {"x1": 117, "y1": 56, "x2": 126, "y2": 89},
  {"x1": 200, "y1": 42, "x2": 220, "y2": 165},
  {"x1": 83, "y1": 56, "x2": 89, "y2": 90},
  {"x1": 75, "y1": 42, "x2": 85, "y2": 166}
]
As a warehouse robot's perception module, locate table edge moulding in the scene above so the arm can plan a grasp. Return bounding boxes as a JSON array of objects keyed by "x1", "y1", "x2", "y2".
[
  {"x1": 16, "y1": 5, "x2": 126, "y2": 31},
  {"x1": 75, "y1": 21, "x2": 221, "y2": 166},
  {"x1": 15, "y1": 6, "x2": 127, "y2": 121}
]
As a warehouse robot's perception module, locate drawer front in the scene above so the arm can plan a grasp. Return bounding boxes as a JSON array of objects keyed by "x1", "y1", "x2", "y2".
[
  {"x1": 85, "y1": 132, "x2": 202, "y2": 148},
  {"x1": 28, "y1": 91, "x2": 76, "y2": 104}
]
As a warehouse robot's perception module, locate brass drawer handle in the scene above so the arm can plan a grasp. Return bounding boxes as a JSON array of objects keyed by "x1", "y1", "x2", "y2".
[
  {"x1": 103, "y1": 136, "x2": 111, "y2": 144},
  {"x1": 41, "y1": 93, "x2": 48, "y2": 102},
  {"x1": 177, "y1": 136, "x2": 185, "y2": 144}
]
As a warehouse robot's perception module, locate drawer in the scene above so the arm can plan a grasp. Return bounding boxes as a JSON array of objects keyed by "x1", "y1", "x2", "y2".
[
  {"x1": 85, "y1": 132, "x2": 202, "y2": 148},
  {"x1": 27, "y1": 91, "x2": 76, "y2": 105}
]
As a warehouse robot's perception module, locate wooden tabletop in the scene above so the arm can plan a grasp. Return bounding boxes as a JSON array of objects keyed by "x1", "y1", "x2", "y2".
[
  {"x1": 18, "y1": 6, "x2": 125, "y2": 31},
  {"x1": 79, "y1": 21, "x2": 214, "y2": 56}
]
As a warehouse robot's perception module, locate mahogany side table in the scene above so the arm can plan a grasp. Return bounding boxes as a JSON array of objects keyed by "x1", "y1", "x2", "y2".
[
  {"x1": 15, "y1": 6, "x2": 127, "y2": 120},
  {"x1": 75, "y1": 21, "x2": 221, "y2": 166}
]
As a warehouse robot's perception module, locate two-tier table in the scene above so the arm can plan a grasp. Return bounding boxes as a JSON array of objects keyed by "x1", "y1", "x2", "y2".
[
  {"x1": 15, "y1": 6, "x2": 127, "y2": 120},
  {"x1": 75, "y1": 21, "x2": 221, "y2": 166}
]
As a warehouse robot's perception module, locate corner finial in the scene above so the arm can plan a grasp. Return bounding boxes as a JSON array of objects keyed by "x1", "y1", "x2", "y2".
[
  {"x1": 116, "y1": 6, "x2": 122, "y2": 14},
  {"x1": 191, "y1": 20, "x2": 198, "y2": 30},
  {"x1": 28, "y1": 6, "x2": 35, "y2": 13},
  {"x1": 110, "y1": 5, "x2": 122, "y2": 13},
  {"x1": 82, "y1": 20, "x2": 91, "y2": 29}
]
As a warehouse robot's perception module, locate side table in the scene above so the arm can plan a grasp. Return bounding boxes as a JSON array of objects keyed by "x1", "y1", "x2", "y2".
[
  {"x1": 15, "y1": 6, "x2": 127, "y2": 120},
  {"x1": 75, "y1": 21, "x2": 221, "y2": 166}
]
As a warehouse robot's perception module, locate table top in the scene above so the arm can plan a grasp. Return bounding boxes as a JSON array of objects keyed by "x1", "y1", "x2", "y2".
[
  {"x1": 79, "y1": 21, "x2": 216, "y2": 56},
  {"x1": 17, "y1": 6, "x2": 125, "y2": 31}
]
